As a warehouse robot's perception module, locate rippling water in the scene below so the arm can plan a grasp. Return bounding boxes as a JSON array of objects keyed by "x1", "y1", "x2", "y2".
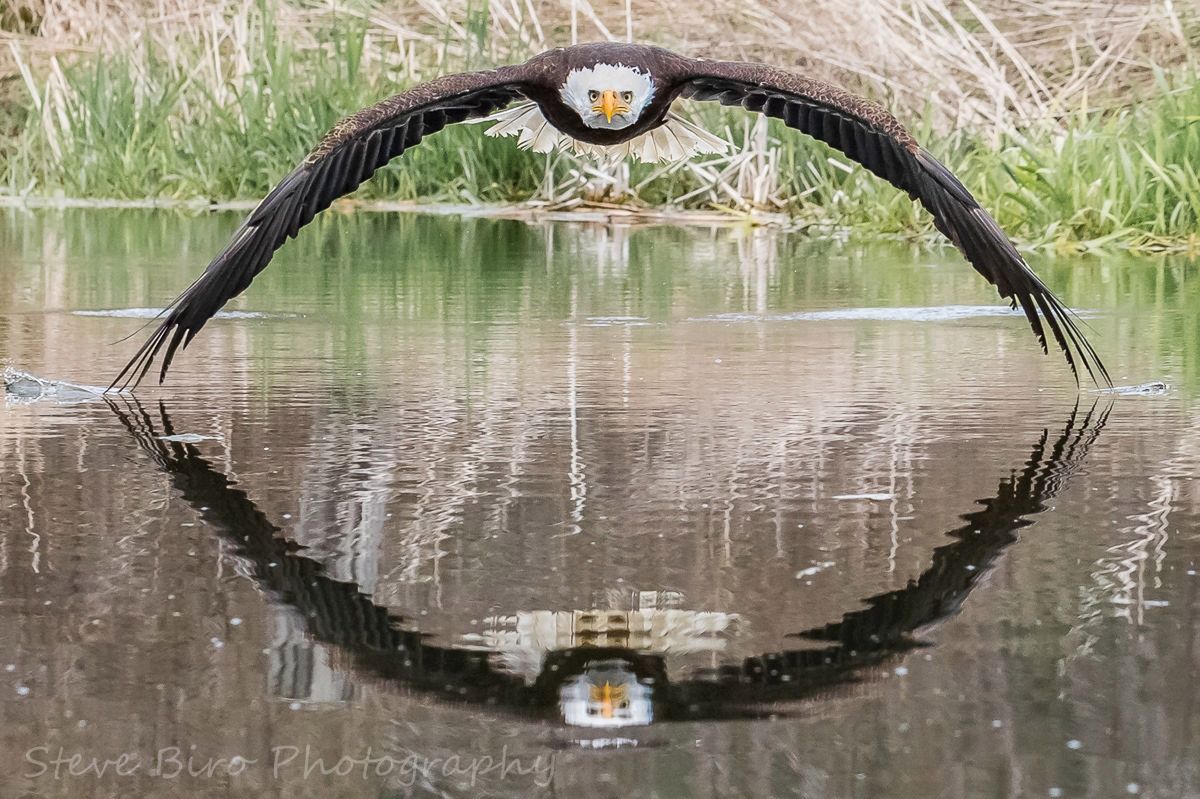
[{"x1": 1, "y1": 209, "x2": 1197, "y2": 798}]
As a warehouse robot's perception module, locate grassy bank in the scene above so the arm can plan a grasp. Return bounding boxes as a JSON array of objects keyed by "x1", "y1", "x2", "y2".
[{"x1": 2, "y1": 0, "x2": 1199, "y2": 252}]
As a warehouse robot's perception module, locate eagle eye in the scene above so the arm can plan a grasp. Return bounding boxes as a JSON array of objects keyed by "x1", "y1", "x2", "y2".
[
  {"x1": 621, "y1": 91, "x2": 633, "y2": 103},
  {"x1": 588, "y1": 89, "x2": 599, "y2": 102}
]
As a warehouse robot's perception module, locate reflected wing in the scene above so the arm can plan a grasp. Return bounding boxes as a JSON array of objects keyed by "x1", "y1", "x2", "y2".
[
  {"x1": 794, "y1": 401, "x2": 1108, "y2": 650},
  {"x1": 111, "y1": 69, "x2": 530, "y2": 390},
  {"x1": 678, "y1": 61, "x2": 1109, "y2": 385},
  {"x1": 109, "y1": 398, "x2": 531, "y2": 701},
  {"x1": 682, "y1": 402, "x2": 1109, "y2": 718}
]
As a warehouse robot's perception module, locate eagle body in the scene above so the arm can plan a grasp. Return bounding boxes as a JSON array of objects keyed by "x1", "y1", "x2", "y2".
[
  {"x1": 109, "y1": 42, "x2": 1109, "y2": 390},
  {"x1": 506, "y1": 43, "x2": 687, "y2": 145}
]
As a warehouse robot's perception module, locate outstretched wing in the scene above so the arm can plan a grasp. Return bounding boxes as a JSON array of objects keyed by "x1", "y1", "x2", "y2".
[
  {"x1": 677, "y1": 61, "x2": 1109, "y2": 385},
  {"x1": 111, "y1": 68, "x2": 531, "y2": 390}
]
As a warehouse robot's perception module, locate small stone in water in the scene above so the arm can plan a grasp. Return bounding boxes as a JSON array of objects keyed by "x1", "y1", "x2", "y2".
[
  {"x1": 796, "y1": 561, "x2": 835, "y2": 579},
  {"x1": 1126, "y1": 784, "x2": 1140, "y2": 795},
  {"x1": 1066, "y1": 739, "x2": 1083, "y2": 750},
  {"x1": 230, "y1": 617, "x2": 242, "y2": 626},
  {"x1": 16, "y1": 685, "x2": 30, "y2": 696},
  {"x1": 157, "y1": 433, "x2": 219, "y2": 443},
  {"x1": 1092, "y1": 381, "x2": 1169, "y2": 396}
]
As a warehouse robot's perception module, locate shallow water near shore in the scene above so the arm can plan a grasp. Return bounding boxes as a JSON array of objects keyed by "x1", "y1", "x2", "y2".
[{"x1": 1, "y1": 208, "x2": 1198, "y2": 798}]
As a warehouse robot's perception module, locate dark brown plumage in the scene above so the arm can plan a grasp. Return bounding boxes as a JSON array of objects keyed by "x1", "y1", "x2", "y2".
[
  {"x1": 110, "y1": 42, "x2": 1108, "y2": 390},
  {"x1": 113, "y1": 398, "x2": 1108, "y2": 720}
]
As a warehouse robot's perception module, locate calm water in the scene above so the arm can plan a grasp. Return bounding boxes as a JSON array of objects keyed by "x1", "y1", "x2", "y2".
[{"x1": 1, "y1": 208, "x2": 1197, "y2": 799}]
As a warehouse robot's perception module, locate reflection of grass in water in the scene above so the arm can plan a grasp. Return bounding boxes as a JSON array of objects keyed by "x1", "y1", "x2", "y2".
[{"x1": 3, "y1": 208, "x2": 1196, "y2": 386}]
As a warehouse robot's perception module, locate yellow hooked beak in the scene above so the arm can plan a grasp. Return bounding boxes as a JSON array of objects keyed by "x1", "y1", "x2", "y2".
[
  {"x1": 592, "y1": 89, "x2": 628, "y2": 123},
  {"x1": 590, "y1": 680, "x2": 627, "y2": 718},
  {"x1": 600, "y1": 682, "x2": 616, "y2": 718}
]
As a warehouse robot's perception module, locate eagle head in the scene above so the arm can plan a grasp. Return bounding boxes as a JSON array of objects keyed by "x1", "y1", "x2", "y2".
[
  {"x1": 558, "y1": 659, "x2": 654, "y2": 727},
  {"x1": 560, "y1": 63, "x2": 655, "y2": 130}
]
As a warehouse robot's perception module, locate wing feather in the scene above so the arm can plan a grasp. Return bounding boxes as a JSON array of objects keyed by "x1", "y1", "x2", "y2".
[
  {"x1": 679, "y1": 61, "x2": 1108, "y2": 385},
  {"x1": 110, "y1": 71, "x2": 528, "y2": 390}
]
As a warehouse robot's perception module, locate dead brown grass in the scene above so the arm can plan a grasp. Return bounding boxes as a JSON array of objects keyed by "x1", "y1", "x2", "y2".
[{"x1": 3, "y1": 0, "x2": 1197, "y2": 136}]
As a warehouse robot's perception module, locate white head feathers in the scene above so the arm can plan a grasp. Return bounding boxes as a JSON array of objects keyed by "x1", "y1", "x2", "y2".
[{"x1": 559, "y1": 63, "x2": 655, "y2": 130}]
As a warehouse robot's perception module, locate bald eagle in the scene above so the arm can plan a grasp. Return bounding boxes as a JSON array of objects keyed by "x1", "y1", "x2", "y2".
[
  {"x1": 113, "y1": 397, "x2": 1107, "y2": 725},
  {"x1": 110, "y1": 42, "x2": 1108, "y2": 390}
]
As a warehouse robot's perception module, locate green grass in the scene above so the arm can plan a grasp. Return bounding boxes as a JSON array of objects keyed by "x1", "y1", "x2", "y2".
[{"x1": 4, "y1": 8, "x2": 1199, "y2": 253}]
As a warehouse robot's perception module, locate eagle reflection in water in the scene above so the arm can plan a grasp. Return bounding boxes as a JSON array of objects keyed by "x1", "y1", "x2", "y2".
[
  {"x1": 111, "y1": 400, "x2": 1107, "y2": 729},
  {"x1": 561, "y1": 661, "x2": 653, "y2": 727}
]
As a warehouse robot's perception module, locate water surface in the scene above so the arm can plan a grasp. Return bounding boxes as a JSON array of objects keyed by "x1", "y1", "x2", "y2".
[{"x1": 1, "y1": 209, "x2": 1198, "y2": 798}]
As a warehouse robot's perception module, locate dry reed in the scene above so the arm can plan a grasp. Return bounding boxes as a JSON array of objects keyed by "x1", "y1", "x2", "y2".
[
  {"x1": 7, "y1": 0, "x2": 1194, "y2": 131},
  {"x1": 1, "y1": 0, "x2": 1198, "y2": 247}
]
